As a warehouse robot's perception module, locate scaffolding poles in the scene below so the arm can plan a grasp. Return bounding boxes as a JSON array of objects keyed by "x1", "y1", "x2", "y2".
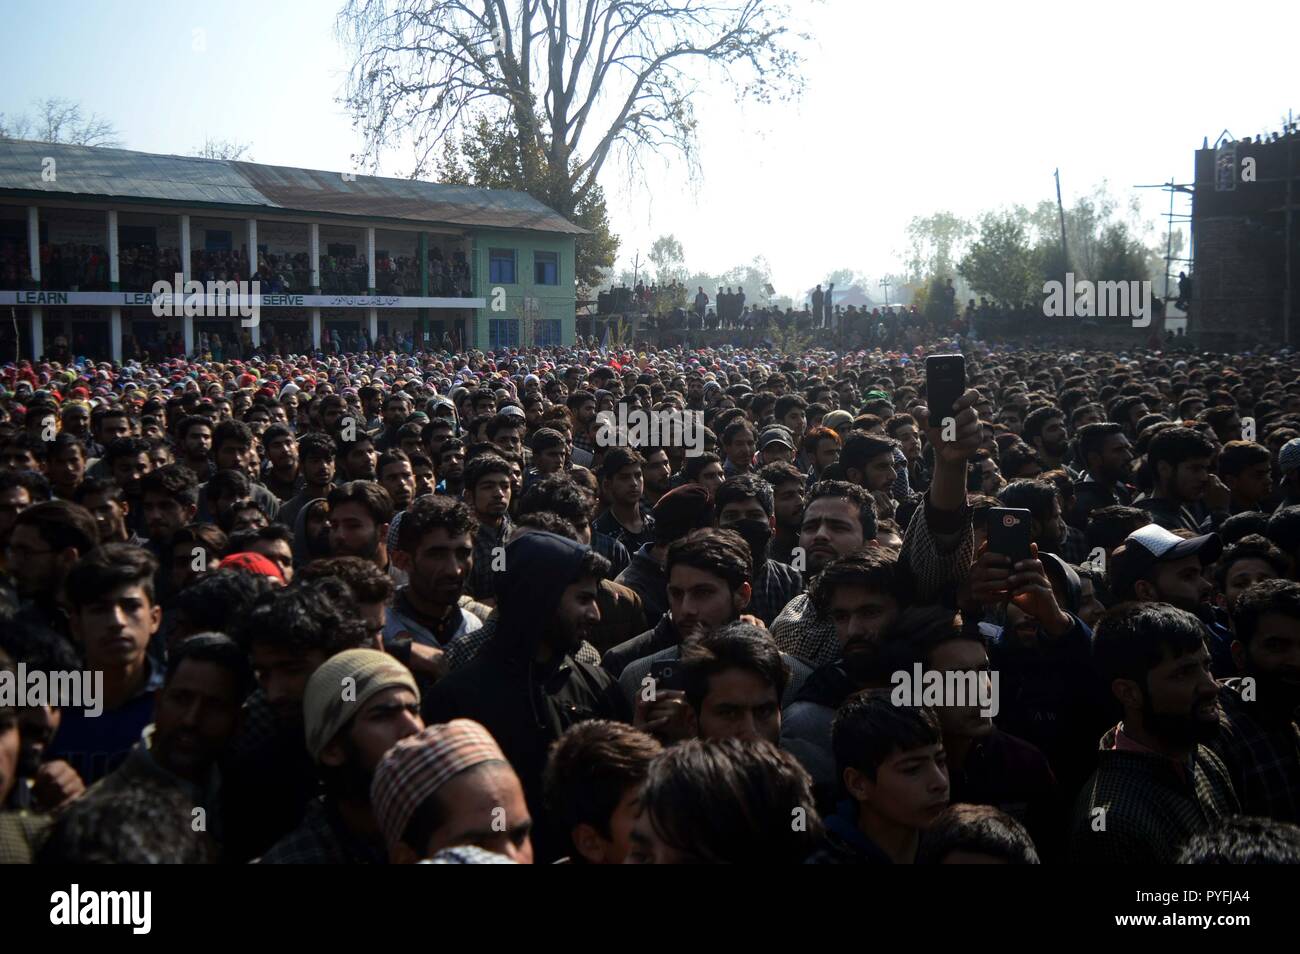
[{"x1": 1135, "y1": 180, "x2": 1195, "y2": 331}]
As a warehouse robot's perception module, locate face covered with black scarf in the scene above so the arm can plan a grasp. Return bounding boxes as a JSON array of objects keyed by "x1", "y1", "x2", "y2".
[{"x1": 718, "y1": 497, "x2": 774, "y2": 567}]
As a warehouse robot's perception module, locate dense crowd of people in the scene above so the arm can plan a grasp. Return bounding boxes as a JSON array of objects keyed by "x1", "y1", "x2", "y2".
[
  {"x1": 0, "y1": 240, "x2": 114, "y2": 291},
  {"x1": 632, "y1": 301, "x2": 971, "y2": 354},
  {"x1": 0, "y1": 239, "x2": 473, "y2": 298},
  {"x1": 595, "y1": 275, "x2": 1193, "y2": 355},
  {"x1": 1, "y1": 330, "x2": 1299, "y2": 866}
]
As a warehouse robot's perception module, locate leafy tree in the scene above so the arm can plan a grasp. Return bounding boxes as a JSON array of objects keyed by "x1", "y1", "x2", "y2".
[
  {"x1": 823, "y1": 267, "x2": 867, "y2": 290},
  {"x1": 648, "y1": 234, "x2": 687, "y2": 285},
  {"x1": 1091, "y1": 222, "x2": 1151, "y2": 285},
  {"x1": 920, "y1": 275, "x2": 953, "y2": 326},
  {"x1": 955, "y1": 183, "x2": 1164, "y2": 310},
  {"x1": 958, "y1": 211, "x2": 1037, "y2": 306},
  {"x1": 904, "y1": 212, "x2": 972, "y2": 285},
  {"x1": 1026, "y1": 184, "x2": 1159, "y2": 290},
  {"x1": 716, "y1": 255, "x2": 774, "y2": 308},
  {"x1": 437, "y1": 114, "x2": 618, "y2": 290}
]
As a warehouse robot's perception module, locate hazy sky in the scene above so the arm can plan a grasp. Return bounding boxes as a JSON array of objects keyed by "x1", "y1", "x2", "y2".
[{"x1": 4, "y1": 0, "x2": 1296, "y2": 298}]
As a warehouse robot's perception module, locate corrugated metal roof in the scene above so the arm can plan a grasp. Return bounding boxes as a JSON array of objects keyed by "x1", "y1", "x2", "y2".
[{"x1": 0, "y1": 139, "x2": 585, "y2": 235}]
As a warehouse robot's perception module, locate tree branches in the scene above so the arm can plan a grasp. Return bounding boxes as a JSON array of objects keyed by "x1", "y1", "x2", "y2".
[
  {"x1": 336, "y1": 0, "x2": 807, "y2": 197},
  {"x1": 193, "y1": 137, "x2": 254, "y2": 161},
  {"x1": 0, "y1": 98, "x2": 122, "y2": 147}
]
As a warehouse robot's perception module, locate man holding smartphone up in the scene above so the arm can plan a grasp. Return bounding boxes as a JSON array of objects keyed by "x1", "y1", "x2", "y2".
[
  {"x1": 774, "y1": 367, "x2": 983, "y2": 667},
  {"x1": 906, "y1": 361, "x2": 983, "y2": 605}
]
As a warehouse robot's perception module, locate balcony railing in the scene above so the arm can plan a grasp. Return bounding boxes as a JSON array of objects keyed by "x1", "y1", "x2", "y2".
[{"x1": 0, "y1": 247, "x2": 476, "y2": 298}]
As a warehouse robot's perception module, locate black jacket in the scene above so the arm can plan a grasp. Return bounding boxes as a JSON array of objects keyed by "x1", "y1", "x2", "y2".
[
  {"x1": 1068, "y1": 478, "x2": 1133, "y2": 531},
  {"x1": 601, "y1": 613, "x2": 679, "y2": 678},
  {"x1": 615, "y1": 543, "x2": 668, "y2": 627},
  {"x1": 794, "y1": 658, "x2": 859, "y2": 709},
  {"x1": 988, "y1": 617, "x2": 1116, "y2": 798},
  {"x1": 948, "y1": 728, "x2": 1063, "y2": 861},
  {"x1": 1133, "y1": 494, "x2": 1204, "y2": 533},
  {"x1": 422, "y1": 532, "x2": 629, "y2": 862}
]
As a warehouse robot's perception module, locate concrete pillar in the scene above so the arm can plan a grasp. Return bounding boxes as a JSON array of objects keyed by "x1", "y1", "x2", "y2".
[
  {"x1": 311, "y1": 308, "x2": 322, "y2": 350},
  {"x1": 367, "y1": 227, "x2": 376, "y2": 293},
  {"x1": 468, "y1": 237, "x2": 481, "y2": 351},
  {"x1": 27, "y1": 207, "x2": 41, "y2": 284},
  {"x1": 181, "y1": 214, "x2": 195, "y2": 357},
  {"x1": 418, "y1": 232, "x2": 429, "y2": 347},
  {"x1": 110, "y1": 307, "x2": 123, "y2": 363},
  {"x1": 368, "y1": 307, "x2": 378, "y2": 345},
  {"x1": 245, "y1": 220, "x2": 261, "y2": 348},
  {"x1": 180, "y1": 214, "x2": 192, "y2": 282},
  {"x1": 31, "y1": 307, "x2": 43, "y2": 360},
  {"x1": 107, "y1": 210, "x2": 119, "y2": 289},
  {"x1": 247, "y1": 218, "x2": 258, "y2": 283},
  {"x1": 310, "y1": 223, "x2": 320, "y2": 291}
]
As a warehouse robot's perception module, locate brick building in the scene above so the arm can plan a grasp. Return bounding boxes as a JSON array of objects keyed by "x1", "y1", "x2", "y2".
[{"x1": 1192, "y1": 128, "x2": 1300, "y2": 350}]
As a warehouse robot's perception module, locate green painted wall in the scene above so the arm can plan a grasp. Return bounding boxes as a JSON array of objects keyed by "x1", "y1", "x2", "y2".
[{"x1": 469, "y1": 230, "x2": 576, "y2": 350}]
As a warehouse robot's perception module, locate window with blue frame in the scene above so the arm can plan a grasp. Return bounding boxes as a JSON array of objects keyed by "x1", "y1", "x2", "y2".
[
  {"x1": 488, "y1": 248, "x2": 517, "y2": 284},
  {"x1": 489, "y1": 318, "x2": 520, "y2": 350},
  {"x1": 533, "y1": 318, "x2": 561, "y2": 347},
  {"x1": 534, "y1": 251, "x2": 558, "y2": 286}
]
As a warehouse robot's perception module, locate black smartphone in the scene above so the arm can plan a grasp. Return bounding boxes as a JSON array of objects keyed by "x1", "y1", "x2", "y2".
[
  {"x1": 650, "y1": 660, "x2": 684, "y2": 693},
  {"x1": 987, "y1": 507, "x2": 1033, "y2": 564},
  {"x1": 926, "y1": 354, "x2": 966, "y2": 428}
]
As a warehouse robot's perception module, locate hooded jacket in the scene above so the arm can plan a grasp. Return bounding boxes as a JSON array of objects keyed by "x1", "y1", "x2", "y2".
[
  {"x1": 421, "y1": 531, "x2": 629, "y2": 861},
  {"x1": 290, "y1": 497, "x2": 328, "y2": 566},
  {"x1": 988, "y1": 614, "x2": 1117, "y2": 797},
  {"x1": 615, "y1": 543, "x2": 669, "y2": 626}
]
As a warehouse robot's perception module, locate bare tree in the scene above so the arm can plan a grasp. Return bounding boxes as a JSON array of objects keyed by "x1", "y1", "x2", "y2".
[
  {"x1": 0, "y1": 113, "x2": 34, "y2": 141},
  {"x1": 193, "y1": 137, "x2": 254, "y2": 161},
  {"x1": 19, "y1": 98, "x2": 123, "y2": 147},
  {"x1": 336, "y1": 0, "x2": 808, "y2": 209}
]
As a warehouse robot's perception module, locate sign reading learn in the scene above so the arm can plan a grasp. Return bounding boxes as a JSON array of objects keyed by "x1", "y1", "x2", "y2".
[{"x1": 1, "y1": 291, "x2": 485, "y2": 310}]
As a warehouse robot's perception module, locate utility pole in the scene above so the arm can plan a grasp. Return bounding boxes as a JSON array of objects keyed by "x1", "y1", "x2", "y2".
[
  {"x1": 1286, "y1": 110, "x2": 1295, "y2": 347},
  {"x1": 879, "y1": 277, "x2": 892, "y2": 307},
  {"x1": 1055, "y1": 169, "x2": 1070, "y2": 269},
  {"x1": 628, "y1": 252, "x2": 642, "y2": 342}
]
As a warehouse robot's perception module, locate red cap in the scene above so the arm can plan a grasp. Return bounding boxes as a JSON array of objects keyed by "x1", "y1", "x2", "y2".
[{"x1": 218, "y1": 551, "x2": 285, "y2": 582}]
